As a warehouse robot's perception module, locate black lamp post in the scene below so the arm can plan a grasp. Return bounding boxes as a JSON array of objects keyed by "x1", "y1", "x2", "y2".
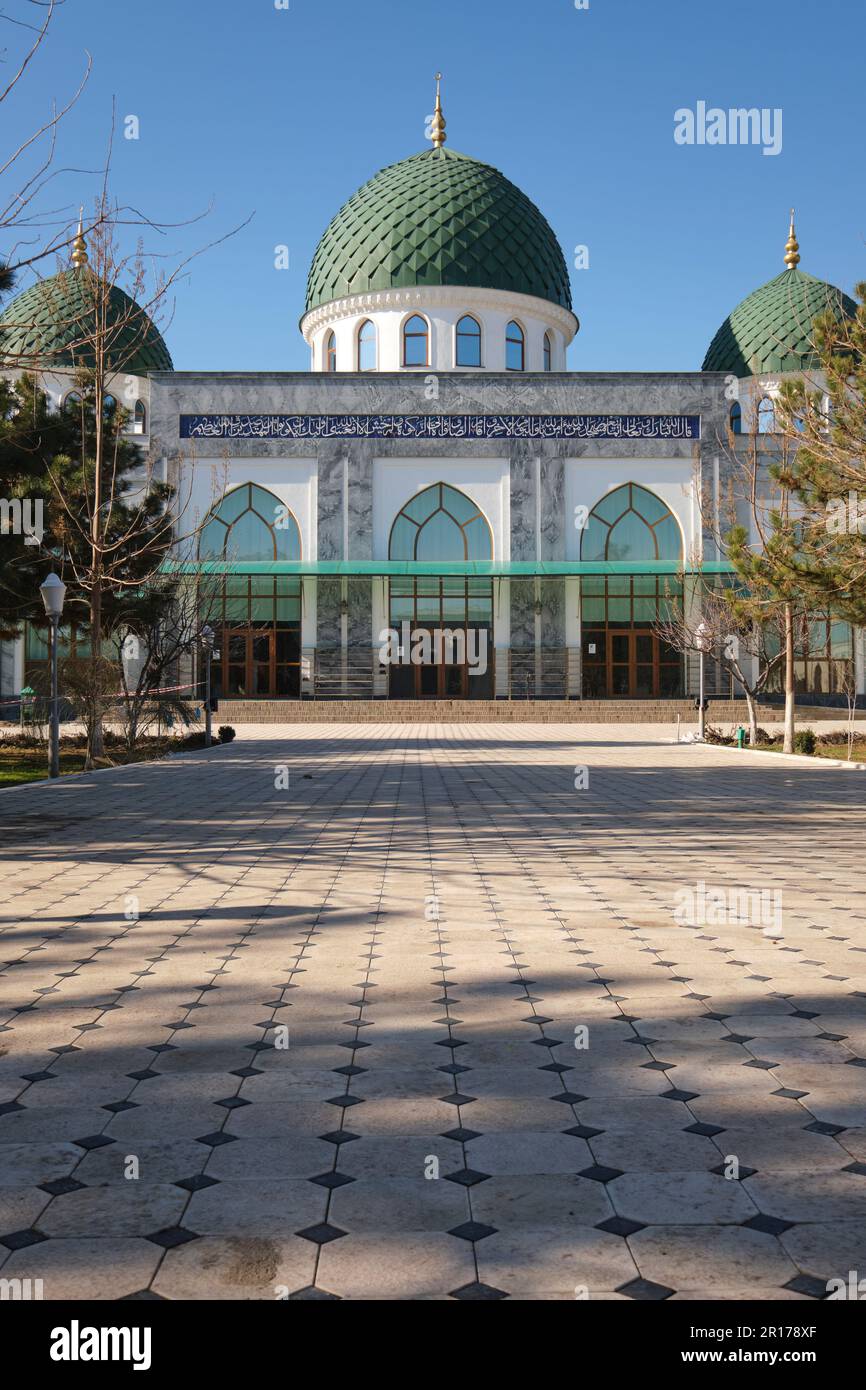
[{"x1": 39, "y1": 573, "x2": 66, "y2": 779}]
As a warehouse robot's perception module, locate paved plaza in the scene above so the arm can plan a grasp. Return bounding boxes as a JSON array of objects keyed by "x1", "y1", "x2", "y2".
[{"x1": 1, "y1": 724, "x2": 865, "y2": 1301}]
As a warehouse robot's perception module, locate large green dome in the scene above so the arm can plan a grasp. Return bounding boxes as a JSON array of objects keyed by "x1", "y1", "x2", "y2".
[
  {"x1": 703, "y1": 267, "x2": 856, "y2": 376},
  {"x1": 305, "y1": 146, "x2": 573, "y2": 315},
  {"x1": 0, "y1": 266, "x2": 173, "y2": 374}
]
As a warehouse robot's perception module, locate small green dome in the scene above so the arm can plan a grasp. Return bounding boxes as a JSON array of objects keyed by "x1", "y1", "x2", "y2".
[
  {"x1": 305, "y1": 146, "x2": 573, "y2": 315},
  {"x1": 703, "y1": 267, "x2": 856, "y2": 376},
  {"x1": 0, "y1": 267, "x2": 173, "y2": 374}
]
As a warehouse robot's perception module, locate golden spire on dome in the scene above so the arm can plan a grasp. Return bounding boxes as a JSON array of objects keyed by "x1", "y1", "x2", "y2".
[
  {"x1": 71, "y1": 209, "x2": 88, "y2": 269},
  {"x1": 429, "y1": 73, "x2": 446, "y2": 150},
  {"x1": 784, "y1": 209, "x2": 800, "y2": 270}
]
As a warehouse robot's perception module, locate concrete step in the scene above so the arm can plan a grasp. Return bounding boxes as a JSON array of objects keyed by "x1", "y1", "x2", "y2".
[{"x1": 214, "y1": 699, "x2": 863, "y2": 725}]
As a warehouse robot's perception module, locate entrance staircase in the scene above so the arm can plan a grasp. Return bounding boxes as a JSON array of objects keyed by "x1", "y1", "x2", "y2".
[{"x1": 213, "y1": 698, "x2": 859, "y2": 725}]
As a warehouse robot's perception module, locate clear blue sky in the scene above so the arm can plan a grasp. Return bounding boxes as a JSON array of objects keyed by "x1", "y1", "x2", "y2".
[{"x1": 5, "y1": 0, "x2": 864, "y2": 373}]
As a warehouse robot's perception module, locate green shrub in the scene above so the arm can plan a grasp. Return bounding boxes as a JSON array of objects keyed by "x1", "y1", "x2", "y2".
[
  {"x1": 217, "y1": 725, "x2": 236, "y2": 744},
  {"x1": 794, "y1": 729, "x2": 817, "y2": 756},
  {"x1": 176, "y1": 731, "x2": 208, "y2": 750}
]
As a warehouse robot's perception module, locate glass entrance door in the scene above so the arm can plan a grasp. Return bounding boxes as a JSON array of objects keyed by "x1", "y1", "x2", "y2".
[
  {"x1": 224, "y1": 627, "x2": 276, "y2": 697},
  {"x1": 409, "y1": 628, "x2": 481, "y2": 698},
  {"x1": 581, "y1": 577, "x2": 683, "y2": 698},
  {"x1": 609, "y1": 632, "x2": 657, "y2": 697},
  {"x1": 388, "y1": 579, "x2": 494, "y2": 699},
  {"x1": 210, "y1": 576, "x2": 302, "y2": 700}
]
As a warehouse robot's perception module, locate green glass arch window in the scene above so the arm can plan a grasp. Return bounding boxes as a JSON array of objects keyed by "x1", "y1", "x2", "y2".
[
  {"x1": 389, "y1": 483, "x2": 493, "y2": 562},
  {"x1": 198, "y1": 483, "x2": 301, "y2": 563},
  {"x1": 581, "y1": 483, "x2": 683, "y2": 564}
]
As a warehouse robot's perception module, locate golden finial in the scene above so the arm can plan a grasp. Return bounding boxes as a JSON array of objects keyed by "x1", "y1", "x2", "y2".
[
  {"x1": 784, "y1": 208, "x2": 800, "y2": 270},
  {"x1": 71, "y1": 208, "x2": 88, "y2": 269},
  {"x1": 429, "y1": 72, "x2": 446, "y2": 150}
]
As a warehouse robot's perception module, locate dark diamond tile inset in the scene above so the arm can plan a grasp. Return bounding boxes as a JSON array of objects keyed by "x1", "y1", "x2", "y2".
[
  {"x1": 309, "y1": 1171, "x2": 355, "y2": 1190},
  {"x1": 742, "y1": 1214, "x2": 795, "y2": 1236},
  {"x1": 450, "y1": 1281, "x2": 508, "y2": 1301},
  {"x1": 0, "y1": 1228, "x2": 48, "y2": 1251},
  {"x1": 578, "y1": 1164, "x2": 623, "y2": 1185},
  {"x1": 174, "y1": 1175, "x2": 220, "y2": 1193},
  {"x1": 146, "y1": 1226, "x2": 199, "y2": 1249},
  {"x1": 564, "y1": 1124, "x2": 604, "y2": 1140},
  {"x1": 441, "y1": 1127, "x2": 481, "y2": 1144},
  {"x1": 784, "y1": 1274, "x2": 829, "y2": 1299},
  {"x1": 296, "y1": 1223, "x2": 347, "y2": 1246},
  {"x1": 39, "y1": 1177, "x2": 86, "y2": 1197},
  {"x1": 710, "y1": 1162, "x2": 757, "y2": 1180},
  {"x1": 617, "y1": 1277, "x2": 675, "y2": 1301},
  {"x1": 596, "y1": 1216, "x2": 646, "y2": 1237},
  {"x1": 448, "y1": 1220, "x2": 497, "y2": 1242},
  {"x1": 444, "y1": 1168, "x2": 490, "y2": 1188},
  {"x1": 73, "y1": 1134, "x2": 115, "y2": 1151}
]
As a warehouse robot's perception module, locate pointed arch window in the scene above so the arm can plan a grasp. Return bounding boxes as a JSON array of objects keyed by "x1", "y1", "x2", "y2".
[
  {"x1": 456, "y1": 314, "x2": 482, "y2": 367},
  {"x1": 389, "y1": 482, "x2": 492, "y2": 562},
  {"x1": 757, "y1": 396, "x2": 776, "y2": 434},
  {"x1": 357, "y1": 319, "x2": 376, "y2": 372},
  {"x1": 325, "y1": 330, "x2": 337, "y2": 373},
  {"x1": 63, "y1": 390, "x2": 82, "y2": 413},
  {"x1": 506, "y1": 320, "x2": 525, "y2": 371},
  {"x1": 403, "y1": 314, "x2": 430, "y2": 367},
  {"x1": 730, "y1": 401, "x2": 742, "y2": 435},
  {"x1": 543, "y1": 332, "x2": 552, "y2": 372},
  {"x1": 198, "y1": 483, "x2": 301, "y2": 563},
  {"x1": 581, "y1": 483, "x2": 682, "y2": 564}
]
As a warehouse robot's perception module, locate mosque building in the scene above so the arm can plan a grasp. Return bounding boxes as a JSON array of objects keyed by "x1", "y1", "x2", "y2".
[{"x1": 0, "y1": 83, "x2": 860, "y2": 709}]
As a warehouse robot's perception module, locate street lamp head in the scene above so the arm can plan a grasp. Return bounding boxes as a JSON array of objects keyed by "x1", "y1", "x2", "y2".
[
  {"x1": 39, "y1": 572, "x2": 66, "y2": 620},
  {"x1": 694, "y1": 620, "x2": 711, "y2": 652},
  {"x1": 200, "y1": 624, "x2": 215, "y2": 650}
]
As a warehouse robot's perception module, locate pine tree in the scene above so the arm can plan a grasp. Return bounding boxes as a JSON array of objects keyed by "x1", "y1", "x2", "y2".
[
  {"x1": 777, "y1": 283, "x2": 866, "y2": 625},
  {"x1": 714, "y1": 418, "x2": 812, "y2": 755},
  {"x1": 0, "y1": 372, "x2": 174, "y2": 658}
]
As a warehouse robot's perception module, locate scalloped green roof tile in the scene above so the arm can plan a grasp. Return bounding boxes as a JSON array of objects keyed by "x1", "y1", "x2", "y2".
[
  {"x1": 305, "y1": 146, "x2": 573, "y2": 315},
  {"x1": 703, "y1": 268, "x2": 856, "y2": 376},
  {"x1": 0, "y1": 267, "x2": 173, "y2": 373}
]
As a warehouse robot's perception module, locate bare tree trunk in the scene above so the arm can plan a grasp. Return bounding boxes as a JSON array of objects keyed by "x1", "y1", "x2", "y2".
[
  {"x1": 84, "y1": 584, "x2": 104, "y2": 766},
  {"x1": 744, "y1": 689, "x2": 759, "y2": 747},
  {"x1": 783, "y1": 602, "x2": 795, "y2": 755},
  {"x1": 86, "y1": 380, "x2": 105, "y2": 768}
]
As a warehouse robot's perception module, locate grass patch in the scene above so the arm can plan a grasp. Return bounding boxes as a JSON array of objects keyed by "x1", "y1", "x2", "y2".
[
  {"x1": 706, "y1": 724, "x2": 866, "y2": 761},
  {"x1": 0, "y1": 734, "x2": 210, "y2": 789},
  {"x1": 809, "y1": 740, "x2": 866, "y2": 762}
]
